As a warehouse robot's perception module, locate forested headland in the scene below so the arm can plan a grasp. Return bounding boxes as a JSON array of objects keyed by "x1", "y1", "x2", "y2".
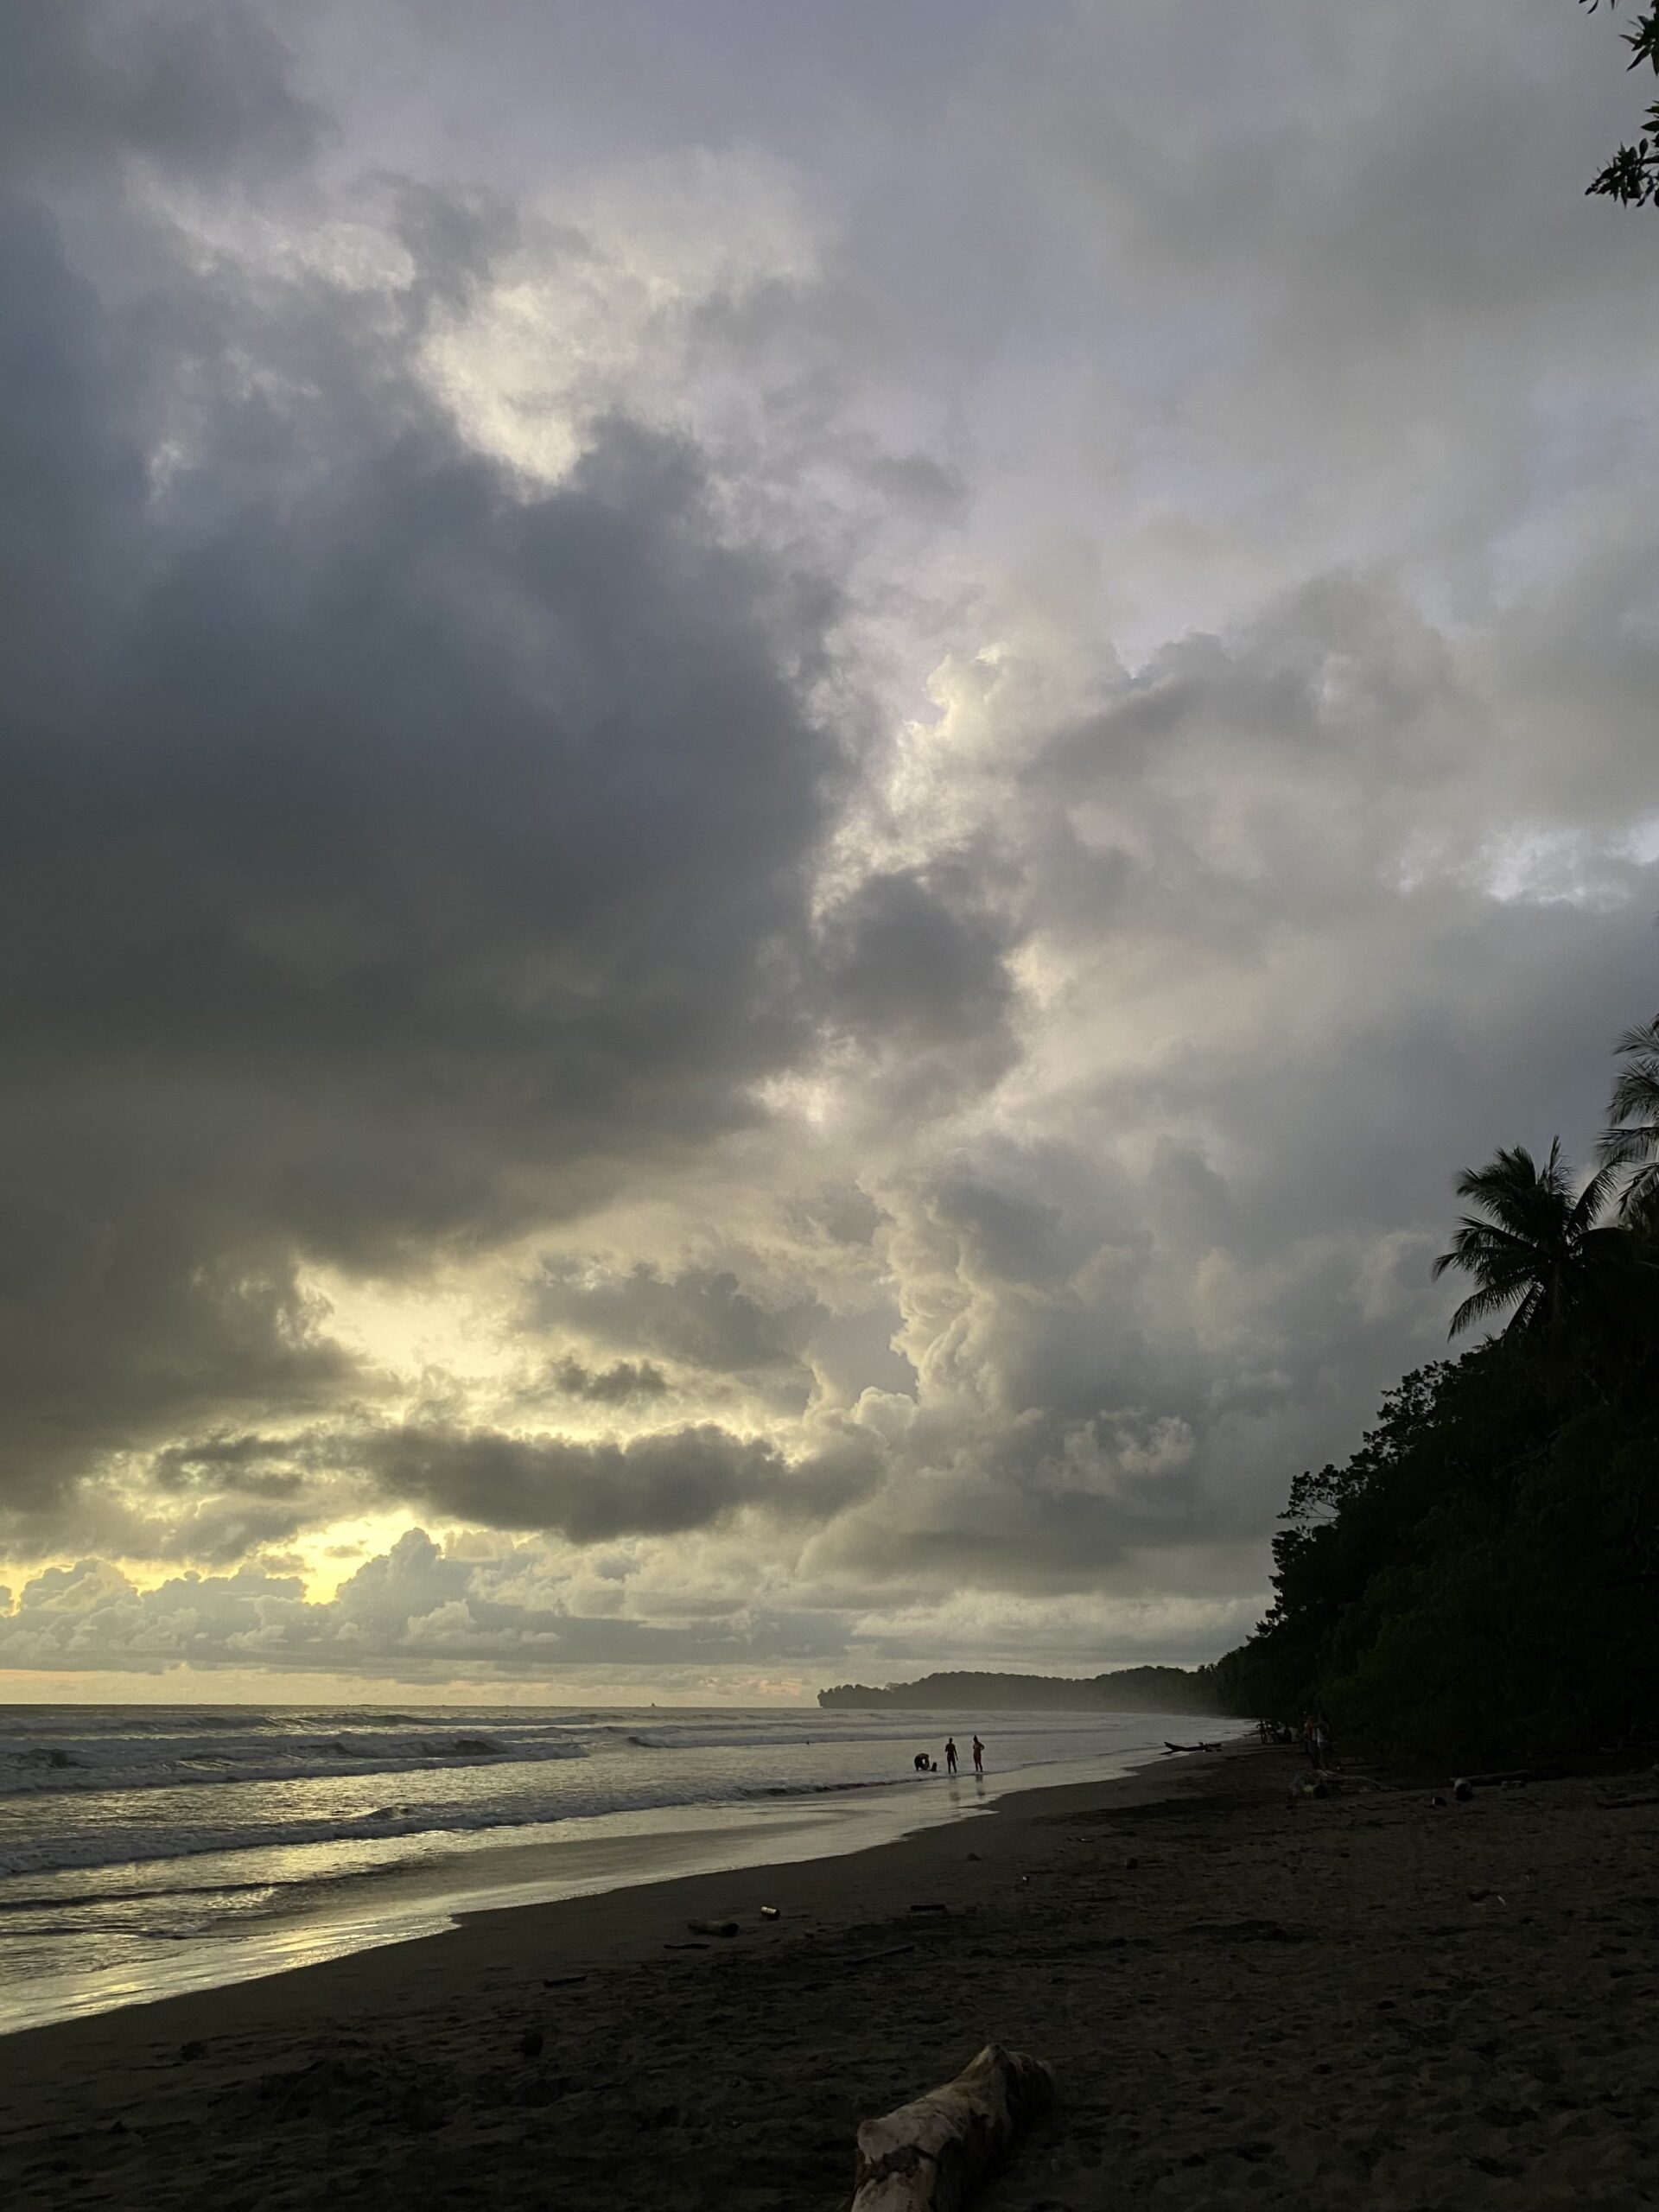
[
  {"x1": 817, "y1": 1666, "x2": 1221, "y2": 1713},
  {"x1": 1213, "y1": 1008, "x2": 1659, "y2": 1762}
]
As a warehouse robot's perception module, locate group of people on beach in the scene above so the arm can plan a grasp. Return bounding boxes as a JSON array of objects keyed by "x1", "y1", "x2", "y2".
[{"x1": 912, "y1": 1734, "x2": 984, "y2": 1777}]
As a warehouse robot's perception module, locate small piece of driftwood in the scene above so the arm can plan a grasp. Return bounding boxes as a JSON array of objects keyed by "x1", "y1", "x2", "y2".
[{"x1": 850, "y1": 2042, "x2": 1052, "y2": 2212}]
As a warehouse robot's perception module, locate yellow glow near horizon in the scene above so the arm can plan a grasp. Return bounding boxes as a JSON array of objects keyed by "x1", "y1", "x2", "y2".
[
  {"x1": 289, "y1": 1510, "x2": 445, "y2": 1603},
  {"x1": 2, "y1": 1514, "x2": 453, "y2": 1613}
]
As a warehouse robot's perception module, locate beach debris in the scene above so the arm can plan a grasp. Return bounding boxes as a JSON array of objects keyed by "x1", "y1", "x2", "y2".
[
  {"x1": 850, "y1": 2041, "x2": 1053, "y2": 2212},
  {"x1": 541, "y1": 1973, "x2": 588, "y2": 1989},
  {"x1": 686, "y1": 1917, "x2": 740, "y2": 1937},
  {"x1": 1430, "y1": 1794, "x2": 1447, "y2": 1808},
  {"x1": 965, "y1": 1851, "x2": 982, "y2": 1862},
  {"x1": 178, "y1": 2041, "x2": 207, "y2": 2062},
  {"x1": 664, "y1": 1940, "x2": 710, "y2": 1950},
  {"x1": 517, "y1": 2027, "x2": 543, "y2": 2058},
  {"x1": 908, "y1": 1901, "x2": 949, "y2": 1914},
  {"x1": 760, "y1": 1904, "x2": 781, "y2": 1920},
  {"x1": 1452, "y1": 1769, "x2": 1529, "y2": 1800}
]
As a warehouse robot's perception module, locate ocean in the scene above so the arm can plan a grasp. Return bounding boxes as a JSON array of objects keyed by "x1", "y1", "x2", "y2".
[{"x1": 0, "y1": 1702, "x2": 1233, "y2": 2034}]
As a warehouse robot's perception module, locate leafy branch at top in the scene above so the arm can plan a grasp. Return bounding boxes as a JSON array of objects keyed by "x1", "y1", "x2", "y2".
[{"x1": 1582, "y1": 1, "x2": 1659, "y2": 205}]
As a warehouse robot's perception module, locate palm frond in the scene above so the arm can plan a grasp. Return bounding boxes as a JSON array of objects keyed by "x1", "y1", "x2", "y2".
[
  {"x1": 1599, "y1": 1122, "x2": 1659, "y2": 1166},
  {"x1": 1447, "y1": 1279, "x2": 1529, "y2": 1337},
  {"x1": 1510, "y1": 1281, "x2": 1548, "y2": 1334},
  {"x1": 1607, "y1": 1062, "x2": 1659, "y2": 1126},
  {"x1": 1618, "y1": 1159, "x2": 1659, "y2": 1222},
  {"x1": 1569, "y1": 1159, "x2": 1622, "y2": 1230},
  {"x1": 1452, "y1": 1142, "x2": 1547, "y2": 1202},
  {"x1": 1611, "y1": 1014, "x2": 1659, "y2": 1058}
]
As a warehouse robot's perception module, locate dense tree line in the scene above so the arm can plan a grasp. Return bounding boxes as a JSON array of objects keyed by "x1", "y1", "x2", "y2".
[{"x1": 1212, "y1": 1011, "x2": 1659, "y2": 1762}]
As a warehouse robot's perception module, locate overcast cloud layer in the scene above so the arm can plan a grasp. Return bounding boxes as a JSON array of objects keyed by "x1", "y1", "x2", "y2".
[{"x1": 2, "y1": 1, "x2": 1656, "y2": 1699}]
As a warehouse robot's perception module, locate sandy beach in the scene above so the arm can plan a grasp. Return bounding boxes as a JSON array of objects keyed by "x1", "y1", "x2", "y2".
[{"x1": 3, "y1": 1743, "x2": 1657, "y2": 2210}]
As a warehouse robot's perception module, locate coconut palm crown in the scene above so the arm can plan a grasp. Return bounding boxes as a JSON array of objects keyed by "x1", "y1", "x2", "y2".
[{"x1": 1431, "y1": 1139, "x2": 1625, "y2": 1340}]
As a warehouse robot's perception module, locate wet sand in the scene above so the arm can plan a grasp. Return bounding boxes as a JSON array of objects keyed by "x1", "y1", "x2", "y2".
[{"x1": 3, "y1": 1744, "x2": 1657, "y2": 2210}]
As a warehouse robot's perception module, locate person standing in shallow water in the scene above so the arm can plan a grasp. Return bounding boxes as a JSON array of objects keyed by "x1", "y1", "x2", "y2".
[
  {"x1": 971, "y1": 1735, "x2": 984, "y2": 1777},
  {"x1": 944, "y1": 1736, "x2": 958, "y2": 1776}
]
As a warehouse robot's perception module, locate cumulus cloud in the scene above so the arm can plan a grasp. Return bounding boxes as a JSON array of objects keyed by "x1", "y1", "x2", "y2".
[{"x1": 0, "y1": 1530, "x2": 853, "y2": 1675}]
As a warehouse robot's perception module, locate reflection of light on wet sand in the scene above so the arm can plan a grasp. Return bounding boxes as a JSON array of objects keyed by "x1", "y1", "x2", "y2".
[{"x1": 0, "y1": 1742, "x2": 1188, "y2": 2038}]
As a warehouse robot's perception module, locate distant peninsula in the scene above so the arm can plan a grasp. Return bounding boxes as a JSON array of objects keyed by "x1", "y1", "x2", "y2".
[{"x1": 817, "y1": 1666, "x2": 1220, "y2": 1714}]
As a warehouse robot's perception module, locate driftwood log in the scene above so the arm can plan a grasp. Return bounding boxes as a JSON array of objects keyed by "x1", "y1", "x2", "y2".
[{"x1": 850, "y1": 2043, "x2": 1052, "y2": 2212}]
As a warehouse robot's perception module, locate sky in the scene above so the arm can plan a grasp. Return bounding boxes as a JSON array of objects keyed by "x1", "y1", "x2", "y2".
[{"x1": 2, "y1": 1, "x2": 1656, "y2": 1705}]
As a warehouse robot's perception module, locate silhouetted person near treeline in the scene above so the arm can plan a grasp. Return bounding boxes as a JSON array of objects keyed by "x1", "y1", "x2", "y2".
[{"x1": 944, "y1": 1736, "x2": 958, "y2": 1776}]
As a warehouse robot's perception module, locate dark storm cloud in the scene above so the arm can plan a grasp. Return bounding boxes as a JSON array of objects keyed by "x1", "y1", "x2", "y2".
[
  {"x1": 364, "y1": 1422, "x2": 786, "y2": 1541},
  {"x1": 818, "y1": 867, "x2": 1016, "y2": 1052},
  {"x1": 528, "y1": 1263, "x2": 823, "y2": 1382},
  {"x1": 1, "y1": 1, "x2": 316, "y2": 183},
  {"x1": 0, "y1": 5, "x2": 877, "y2": 1541},
  {"x1": 365, "y1": 1417, "x2": 880, "y2": 1538},
  {"x1": 149, "y1": 1433, "x2": 313, "y2": 1494},
  {"x1": 548, "y1": 1357, "x2": 671, "y2": 1406}
]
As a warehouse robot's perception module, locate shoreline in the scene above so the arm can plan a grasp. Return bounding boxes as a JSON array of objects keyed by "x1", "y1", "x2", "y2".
[
  {"x1": 0, "y1": 1737, "x2": 1240, "y2": 2060},
  {"x1": 1, "y1": 1725, "x2": 1245, "y2": 2040},
  {"x1": 5, "y1": 1743, "x2": 1659, "y2": 2209}
]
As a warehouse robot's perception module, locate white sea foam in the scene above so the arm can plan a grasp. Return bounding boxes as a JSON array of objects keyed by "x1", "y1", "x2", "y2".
[{"x1": 0, "y1": 1727, "x2": 590, "y2": 1797}]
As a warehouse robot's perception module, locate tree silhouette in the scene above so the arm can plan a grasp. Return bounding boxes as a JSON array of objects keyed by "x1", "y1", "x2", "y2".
[
  {"x1": 1599, "y1": 1014, "x2": 1659, "y2": 1217},
  {"x1": 1431, "y1": 1139, "x2": 1624, "y2": 1338},
  {"x1": 1582, "y1": 2, "x2": 1659, "y2": 205}
]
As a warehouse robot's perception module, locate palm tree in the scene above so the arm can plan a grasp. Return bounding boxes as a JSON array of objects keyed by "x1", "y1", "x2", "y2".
[
  {"x1": 1599, "y1": 1014, "x2": 1659, "y2": 1220},
  {"x1": 1431, "y1": 1140, "x2": 1625, "y2": 1341}
]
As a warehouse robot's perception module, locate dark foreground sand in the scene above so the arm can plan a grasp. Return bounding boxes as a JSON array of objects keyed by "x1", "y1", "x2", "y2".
[{"x1": 4, "y1": 1744, "x2": 1658, "y2": 2210}]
